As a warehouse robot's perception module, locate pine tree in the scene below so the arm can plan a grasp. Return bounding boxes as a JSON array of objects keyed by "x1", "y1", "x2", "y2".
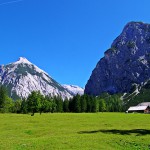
[
  {"x1": 74, "y1": 94, "x2": 81, "y2": 113},
  {"x1": 99, "y1": 99, "x2": 106, "y2": 112},
  {"x1": 54, "y1": 96, "x2": 63, "y2": 112},
  {"x1": 80, "y1": 95, "x2": 87, "y2": 112},
  {"x1": 0, "y1": 86, "x2": 7, "y2": 111},
  {"x1": 21, "y1": 99, "x2": 28, "y2": 114},
  {"x1": 92, "y1": 98, "x2": 99, "y2": 112},
  {"x1": 86, "y1": 95, "x2": 93, "y2": 112},
  {"x1": 51, "y1": 99, "x2": 57, "y2": 113},
  {"x1": 63, "y1": 98, "x2": 69, "y2": 112}
]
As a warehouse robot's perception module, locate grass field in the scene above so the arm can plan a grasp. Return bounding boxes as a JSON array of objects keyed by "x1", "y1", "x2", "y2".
[{"x1": 0, "y1": 113, "x2": 150, "y2": 150}]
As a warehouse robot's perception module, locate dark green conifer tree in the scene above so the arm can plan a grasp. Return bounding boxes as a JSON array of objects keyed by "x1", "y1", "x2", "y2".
[
  {"x1": 0, "y1": 86, "x2": 7, "y2": 111},
  {"x1": 80, "y1": 95, "x2": 87, "y2": 112},
  {"x1": 63, "y1": 98, "x2": 69, "y2": 112}
]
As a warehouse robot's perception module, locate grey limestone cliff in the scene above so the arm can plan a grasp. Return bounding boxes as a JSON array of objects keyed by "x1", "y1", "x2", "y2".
[
  {"x1": 0, "y1": 57, "x2": 72, "y2": 99},
  {"x1": 85, "y1": 22, "x2": 150, "y2": 96}
]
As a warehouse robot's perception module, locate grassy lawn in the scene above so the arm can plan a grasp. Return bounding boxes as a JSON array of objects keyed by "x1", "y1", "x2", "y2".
[{"x1": 0, "y1": 113, "x2": 150, "y2": 150}]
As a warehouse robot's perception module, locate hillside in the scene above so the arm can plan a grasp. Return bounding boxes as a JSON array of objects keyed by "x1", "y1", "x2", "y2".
[
  {"x1": 85, "y1": 22, "x2": 150, "y2": 97},
  {"x1": 0, "y1": 57, "x2": 72, "y2": 99},
  {"x1": 62, "y1": 84, "x2": 84, "y2": 96}
]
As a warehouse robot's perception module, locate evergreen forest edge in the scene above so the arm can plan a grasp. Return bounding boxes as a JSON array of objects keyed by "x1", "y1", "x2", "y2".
[{"x1": 0, "y1": 85, "x2": 150, "y2": 115}]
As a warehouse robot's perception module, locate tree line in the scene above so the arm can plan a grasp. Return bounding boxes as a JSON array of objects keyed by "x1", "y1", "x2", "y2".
[{"x1": 0, "y1": 86, "x2": 124, "y2": 115}]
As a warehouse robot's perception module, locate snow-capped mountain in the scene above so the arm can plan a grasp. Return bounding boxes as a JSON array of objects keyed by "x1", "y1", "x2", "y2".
[
  {"x1": 62, "y1": 84, "x2": 84, "y2": 96},
  {"x1": 0, "y1": 57, "x2": 72, "y2": 99}
]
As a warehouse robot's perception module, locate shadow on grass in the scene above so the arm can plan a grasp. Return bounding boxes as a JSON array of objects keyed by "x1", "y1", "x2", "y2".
[{"x1": 78, "y1": 129, "x2": 150, "y2": 136}]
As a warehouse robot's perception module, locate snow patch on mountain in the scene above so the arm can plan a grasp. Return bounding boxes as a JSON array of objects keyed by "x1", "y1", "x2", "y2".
[
  {"x1": 13, "y1": 57, "x2": 49, "y2": 76},
  {"x1": 0, "y1": 57, "x2": 73, "y2": 100},
  {"x1": 14, "y1": 57, "x2": 32, "y2": 65},
  {"x1": 62, "y1": 84, "x2": 84, "y2": 96}
]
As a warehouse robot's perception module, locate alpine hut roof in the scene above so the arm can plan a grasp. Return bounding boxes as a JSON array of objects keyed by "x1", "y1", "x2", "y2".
[
  {"x1": 137, "y1": 102, "x2": 150, "y2": 107},
  {"x1": 128, "y1": 106, "x2": 148, "y2": 111}
]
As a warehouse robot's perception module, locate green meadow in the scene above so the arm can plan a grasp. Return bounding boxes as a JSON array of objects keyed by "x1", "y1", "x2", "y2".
[{"x1": 0, "y1": 113, "x2": 150, "y2": 150}]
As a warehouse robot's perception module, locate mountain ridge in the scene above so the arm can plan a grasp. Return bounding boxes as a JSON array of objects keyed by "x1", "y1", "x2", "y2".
[
  {"x1": 85, "y1": 21, "x2": 150, "y2": 96},
  {"x1": 0, "y1": 57, "x2": 74, "y2": 100},
  {"x1": 62, "y1": 84, "x2": 84, "y2": 96}
]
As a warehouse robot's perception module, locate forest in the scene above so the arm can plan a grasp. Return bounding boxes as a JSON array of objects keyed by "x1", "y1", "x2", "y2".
[{"x1": 0, "y1": 86, "x2": 124, "y2": 115}]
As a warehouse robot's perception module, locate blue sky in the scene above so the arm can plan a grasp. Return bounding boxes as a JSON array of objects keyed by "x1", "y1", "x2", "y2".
[{"x1": 0, "y1": 0, "x2": 150, "y2": 87}]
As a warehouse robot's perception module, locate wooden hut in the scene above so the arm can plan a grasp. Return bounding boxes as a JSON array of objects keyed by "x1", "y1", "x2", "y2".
[{"x1": 127, "y1": 106, "x2": 150, "y2": 113}]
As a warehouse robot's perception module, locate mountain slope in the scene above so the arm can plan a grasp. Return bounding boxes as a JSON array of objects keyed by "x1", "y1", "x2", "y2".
[
  {"x1": 0, "y1": 57, "x2": 72, "y2": 99},
  {"x1": 85, "y1": 22, "x2": 150, "y2": 96},
  {"x1": 62, "y1": 84, "x2": 84, "y2": 96}
]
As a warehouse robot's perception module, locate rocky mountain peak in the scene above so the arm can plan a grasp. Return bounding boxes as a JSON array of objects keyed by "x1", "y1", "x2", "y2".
[
  {"x1": 11, "y1": 57, "x2": 49, "y2": 76},
  {"x1": 85, "y1": 21, "x2": 150, "y2": 96},
  {"x1": 15, "y1": 57, "x2": 32, "y2": 65},
  {"x1": 0, "y1": 57, "x2": 73, "y2": 99}
]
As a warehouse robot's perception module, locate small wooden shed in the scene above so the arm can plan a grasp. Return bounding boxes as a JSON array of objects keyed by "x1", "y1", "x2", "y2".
[{"x1": 127, "y1": 106, "x2": 150, "y2": 113}]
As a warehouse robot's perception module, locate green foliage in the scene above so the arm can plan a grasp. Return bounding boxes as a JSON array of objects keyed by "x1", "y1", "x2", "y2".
[
  {"x1": 3, "y1": 83, "x2": 21, "y2": 100},
  {"x1": 40, "y1": 96, "x2": 53, "y2": 113},
  {"x1": 74, "y1": 94, "x2": 81, "y2": 113},
  {"x1": 80, "y1": 95, "x2": 87, "y2": 112},
  {"x1": 92, "y1": 98, "x2": 99, "y2": 112},
  {"x1": 26, "y1": 91, "x2": 42, "y2": 115},
  {"x1": 21, "y1": 99, "x2": 28, "y2": 114},
  {"x1": 11, "y1": 91, "x2": 21, "y2": 101},
  {"x1": 0, "y1": 86, "x2": 7, "y2": 109},
  {"x1": 1, "y1": 84, "x2": 150, "y2": 114},
  {"x1": 12, "y1": 99, "x2": 22, "y2": 113},
  {"x1": 0, "y1": 86, "x2": 14, "y2": 113},
  {"x1": 1, "y1": 97, "x2": 14, "y2": 113},
  {"x1": 3, "y1": 83, "x2": 13, "y2": 98},
  {"x1": 63, "y1": 98, "x2": 69, "y2": 112},
  {"x1": 1, "y1": 79, "x2": 150, "y2": 114},
  {"x1": 99, "y1": 99, "x2": 106, "y2": 112},
  {"x1": 54, "y1": 96, "x2": 63, "y2": 112},
  {"x1": 67, "y1": 93, "x2": 123, "y2": 113},
  {"x1": 86, "y1": 95, "x2": 93, "y2": 112},
  {"x1": 0, "y1": 85, "x2": 124, "y2": 114},
  {"x1": 125, "y1": 88, "x2": 150, "y2": 109},
  {"x1": 105, "y1": 95, "x2": 123, "y2": 112},
  {"x1": 95, "y1": 93, "x2": 123, "y2": 112},
  {"x1": 122, "y1": 81, "x2": 150, "y2": 109},
  {"x1": 51, "y1": 100, "x2": 57, "y2": 113}
]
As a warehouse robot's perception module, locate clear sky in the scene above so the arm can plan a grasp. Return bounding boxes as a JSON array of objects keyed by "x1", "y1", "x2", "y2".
[{"x1": 0, "y1": 0, "x2": 150, "y2": 88}]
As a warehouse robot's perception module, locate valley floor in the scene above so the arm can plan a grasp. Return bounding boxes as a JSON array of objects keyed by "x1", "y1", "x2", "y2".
[{"x1": 0, "y1": 113, "x2": 150, "y2": 150}]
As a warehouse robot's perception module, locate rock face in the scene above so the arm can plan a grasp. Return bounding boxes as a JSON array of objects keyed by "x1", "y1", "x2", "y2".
[
  {"x1": 85, "y1": 22, "x2": 150, "y2": 96},
  {"x1": 62, "y1": 84, "x2": 84, "y2": 96},
  {"x1": 0, "y1": 57, "x2": 72, "y2": 99}
]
